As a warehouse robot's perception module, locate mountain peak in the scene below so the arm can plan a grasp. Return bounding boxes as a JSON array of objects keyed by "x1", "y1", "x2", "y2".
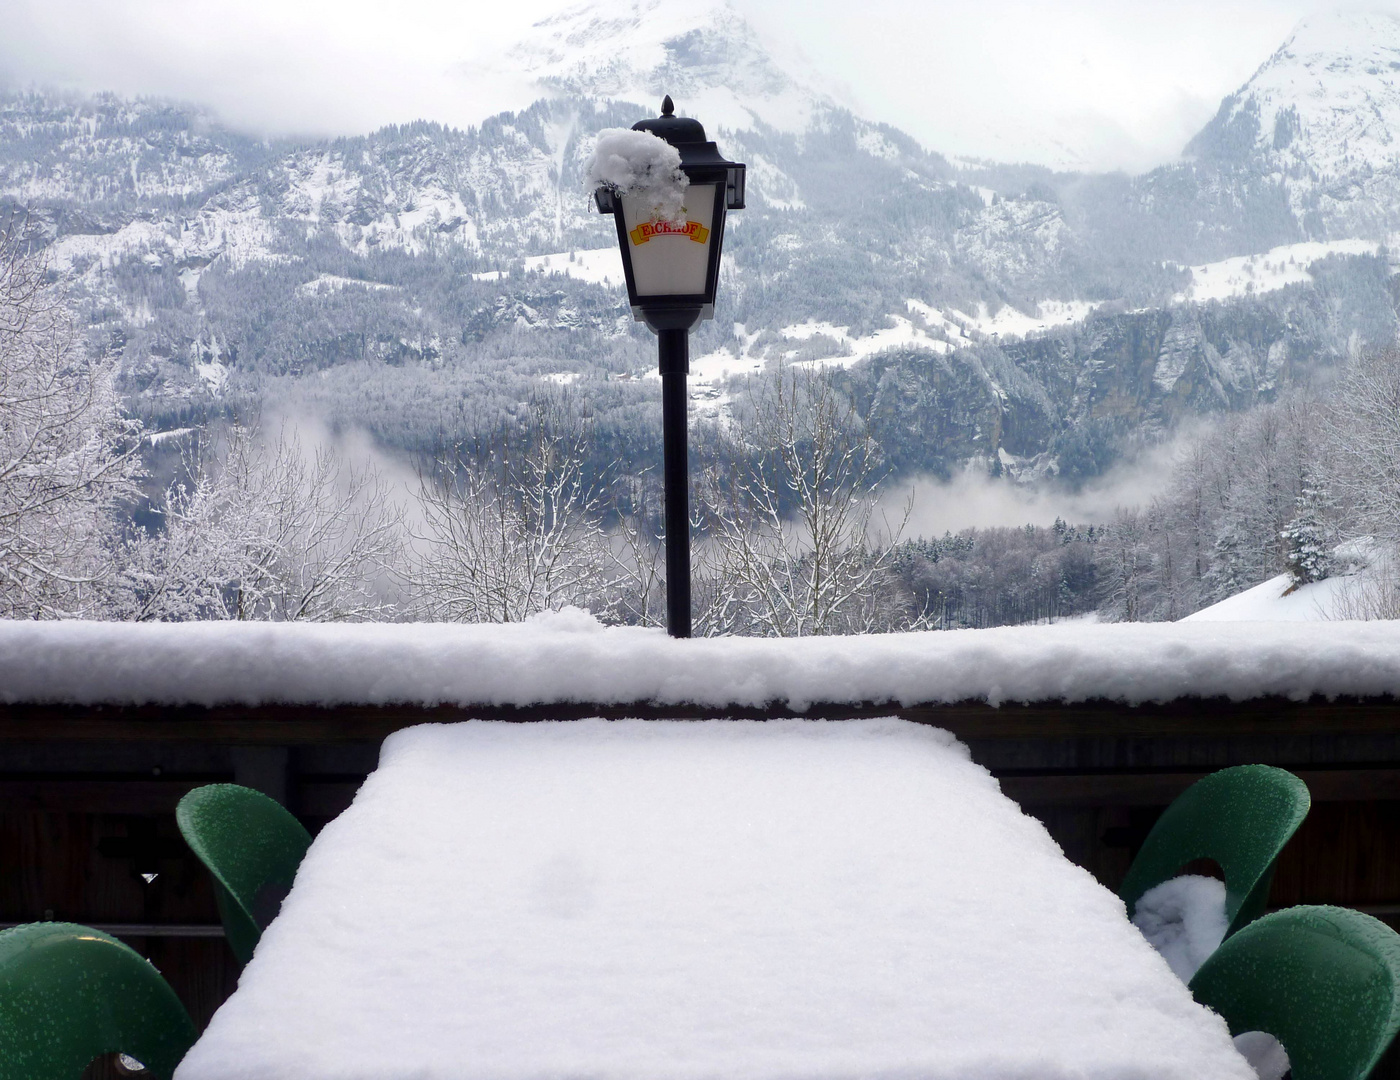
[
  {"x1": 502, "y1": 0, "x2": 840, "y2": 133},
  {"x1": 1186, "y1": 8, "x2": 1400, "y2": 178}
]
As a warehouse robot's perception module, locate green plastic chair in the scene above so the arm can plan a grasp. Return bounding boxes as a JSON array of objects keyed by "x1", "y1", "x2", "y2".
[
  {"x1": 1190, "y1": 905, "x2": 1400, "y2": 1080},
  {"x1": 1119, "y1": 764, "x2": 1310, "y2": 938},
  {"x1": 176, "y1": 783, "x2": 313, "y2": 967},
  {"x1": 0, "y1": 922, "x2": 196, "y2": 1080}
]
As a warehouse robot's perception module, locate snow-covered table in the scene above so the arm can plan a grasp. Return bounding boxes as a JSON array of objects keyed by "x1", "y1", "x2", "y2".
[{"x1": 175, "y1": 719, "x2": 1253, "y2": 1080}]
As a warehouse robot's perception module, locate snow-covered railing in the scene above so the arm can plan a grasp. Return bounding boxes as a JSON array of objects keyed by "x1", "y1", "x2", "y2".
[{"x1": 3, "y1": 611, "x2": 1400, "y2": 713}]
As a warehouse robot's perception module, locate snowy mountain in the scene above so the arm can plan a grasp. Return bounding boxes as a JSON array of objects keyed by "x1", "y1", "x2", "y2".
[
  {"x1": 1, "y1": 4, "x2": 1397, "y2": 486},
  {"x1": 1186, "y1": 9, "x2": 1400, "y2": 238},
  {"x1": 503, "y1": 0, "x2": 841, "y2": 134},
  {"x1": 0, "y1": 91, "x2": 269, "y2": 208}
]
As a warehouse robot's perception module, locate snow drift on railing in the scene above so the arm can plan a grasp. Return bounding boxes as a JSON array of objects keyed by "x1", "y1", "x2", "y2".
[{"x1": 3, "y1": 608, "x2": 1400, "y2": 709}]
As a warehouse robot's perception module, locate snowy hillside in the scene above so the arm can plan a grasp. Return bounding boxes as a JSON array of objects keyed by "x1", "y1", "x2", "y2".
[
  {"x1": 1184, "y1": 572, "x2": 1351, "y2": 622},
  {"x1": 0, "y1": 91, "x2": 266, "y2": 206},
  {"x1": 1193, "y1": 10, "x2": 1400, "y2": 180},
  {"x1": 1175, "y1": 239, "x2": 1382, "y2": 304},
  {"x1": 1185, "y1": 544, "x2": 1395, "y2": 623}
]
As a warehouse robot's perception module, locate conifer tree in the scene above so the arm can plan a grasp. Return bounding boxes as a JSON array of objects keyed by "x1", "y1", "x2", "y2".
[{"x1": 1280, "y1": 482, "x2": 1333, "y2": 587}]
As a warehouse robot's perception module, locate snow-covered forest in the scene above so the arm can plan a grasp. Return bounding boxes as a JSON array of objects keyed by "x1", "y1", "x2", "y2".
[
  {"x1": 5, "y1": 213, "x2": 1400, "y2": 634},
  {"x1": 0, "y1": 223, "x2": 921, "y2": 631}
]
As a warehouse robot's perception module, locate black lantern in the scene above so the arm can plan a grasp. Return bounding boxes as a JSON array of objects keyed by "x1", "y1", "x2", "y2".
[
  {"x1": 595, "y1": 96, "x2": 746, "y2": 332},
  {"x1": 594, "y1": 97, "x2": 745, "y2": 638}
]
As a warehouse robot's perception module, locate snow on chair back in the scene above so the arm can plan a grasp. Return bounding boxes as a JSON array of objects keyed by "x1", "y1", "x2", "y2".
[
  {"x1": 0, "y1": 922, "x2": 197, "y2": 1080},
  {"x1": 1118, "y1": 764, "x2": 1310, "y2": 938},
  {"x1": 1190, "y1": 906, "x2": 1400, "y2": 1080},
  {"x1": 177, "y1": 783, "x2": 313, "y2": 967}
]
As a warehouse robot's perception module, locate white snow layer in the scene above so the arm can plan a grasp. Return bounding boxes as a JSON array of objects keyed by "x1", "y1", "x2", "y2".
[
  {"x1": 5, "y1": 613, "x2": 1400, "y2": 709},
  {"x1": 1227, "y1": 10, "x2": 1400, "y2": 179},
  {"x1": 1233, "y1": 1031, "x2": 1291, "y2": 1080},
  {"x1": 949, "y1": 299, "x2": 1098, "y2": 339},
  {"x1": 1175, "y1": 239, "x2": 1379, "y2": 304},
  {"x1": 523, "y1": 247, "x2": 625, "y2": 287},
  {"x1": 1184, "y1": 572, "x2": 1338, "y2": 622},
  {"x1": 1131, "y1": 875, "x2": 1229, "y2": 984},
  {"x1": 174, "y1": 719, "x2": 1253, "y2": 1080},
  {"x1": 1183, "y1": 554, "x2": 1390, "y2": 622},
  {"x1": 585, "y1": 128, "x2": 688, "y2": 222},
  {"x1": 472, "y1": 248, "x2": 626, "y2": 288}
]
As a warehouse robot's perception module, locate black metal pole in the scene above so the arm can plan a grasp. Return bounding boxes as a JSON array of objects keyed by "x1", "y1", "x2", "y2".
[{"x1": 657, "y1": 327, "x2": 691, "y2": 638}]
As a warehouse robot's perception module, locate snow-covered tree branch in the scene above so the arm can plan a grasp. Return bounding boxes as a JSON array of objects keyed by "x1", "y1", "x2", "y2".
[
  {"x1": 1324, "y1": 345, "x2": 1400, "y2": 548},
  {"x1": 0, "y1": 225, "x2": 143, "y2": 617},
  {"x1": 407, "y1": 396, "x2": 624, "y2": 622},
  {"x1": 122, "y1": 424, "x2": 405, "y2": 621},
  {"x1": 697, "y1": 365, "x2": 908, "y2": 636}
]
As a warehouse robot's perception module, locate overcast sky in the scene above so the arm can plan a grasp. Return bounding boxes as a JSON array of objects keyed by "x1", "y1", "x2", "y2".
[{"x1": 0, "y1": 0, "x2": 1381, "y2": 171}]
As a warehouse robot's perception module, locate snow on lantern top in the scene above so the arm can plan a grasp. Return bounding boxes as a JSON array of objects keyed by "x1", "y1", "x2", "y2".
[
  {"x1": 589, "y1": 97, "x2": 746, "y2": 330},
  {"x1": 585, "y1": 127, "x2": 690, "y2": 225}
]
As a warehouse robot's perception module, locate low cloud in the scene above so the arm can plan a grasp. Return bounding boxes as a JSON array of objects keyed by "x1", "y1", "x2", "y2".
[{"x1": 882, "y1": 432, "x2": 1198, "y2": 538}]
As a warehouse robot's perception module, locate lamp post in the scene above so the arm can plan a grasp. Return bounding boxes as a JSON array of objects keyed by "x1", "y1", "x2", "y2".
[{"x1": 594, "y1": 97, "x2": 746, "y2": 638}]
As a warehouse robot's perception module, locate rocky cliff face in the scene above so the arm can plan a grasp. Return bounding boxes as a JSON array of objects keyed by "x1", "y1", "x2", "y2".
[{"x1": 835, "y1": 251, "x2": 1396, "y2": 484}]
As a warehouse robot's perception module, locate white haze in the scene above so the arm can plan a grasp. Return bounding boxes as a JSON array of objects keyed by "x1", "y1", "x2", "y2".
[
  {"x1": 271, "y1": 407, "x2": 1194, "y2": 547},
  {"x1": 0, "y1": 0, "x2": 1370, "y2": 171},
  {"x1": 883, "y1": 432, "x2": 1197, "y2": 538},
  {"x1": 260, "y1": 408, "x2": 422, "y2": 525}
]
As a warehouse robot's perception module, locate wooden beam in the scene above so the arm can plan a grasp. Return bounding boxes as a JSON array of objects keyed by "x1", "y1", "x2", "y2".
[
  {"x1": 0, "y1": 695, "x2": 1397, "y2": 743},
  {"x1": 0, "y1": 779, "x2": 209, "y2": 813},
  {"x1": 913, "y1": 696, "x2": 1400, "y2": 739},
  {"x1": 0, "y1": 922, "x2": 224, "y2": 938},
  {"x1": 0, "y1": 777, "x2": 362, "y2": 816},
  {"x1": 1000, "y1": 768, "x2": 1400, "y2": 806}
]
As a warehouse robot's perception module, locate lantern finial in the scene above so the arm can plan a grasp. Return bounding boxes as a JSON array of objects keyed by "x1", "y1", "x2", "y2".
[{"x1": 661, "y1": 95, "x2": 674, "y2": 117}]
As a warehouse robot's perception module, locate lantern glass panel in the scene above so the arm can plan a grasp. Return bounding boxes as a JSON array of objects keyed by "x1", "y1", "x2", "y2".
[{"x1": 620, "y1": 183, "x2": 719, "y2": 297}]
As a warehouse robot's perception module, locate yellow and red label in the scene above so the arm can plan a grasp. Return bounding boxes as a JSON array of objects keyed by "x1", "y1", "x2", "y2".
[{"x1": 630, "y1": 219, "x2": 710, "y2": 246}]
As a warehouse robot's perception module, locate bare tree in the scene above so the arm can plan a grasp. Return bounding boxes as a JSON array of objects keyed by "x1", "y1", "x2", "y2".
[
  {"x1": 122, "y1": 424, "x2": 405, "y2": 621},
  {"x1": 696, "y1": 365, "x2": 908, "y2": 636},
  {"x1": 606, "y1": 473, "x2": 667, "y2": 627},
  {"x1": 1306, "y1": 346, "x2": 1400, "y2": 619},
  {"x1": 1096, "y1": 393, "x2": 1322, "y2": 622},
  {"x1": 1096, "y1": 507, "x2": 1157, "y2": 622},
  {"x1": 1330, "y1": 547, "x2": 1400, "y2": 620},
  {"x1": 1325, "y1": 345, "x2": 1400, "y2": 547},
  {"x1": 408, "y1": 397, "x2": 622, "y2": 622},
  {"x1": 0, "y1": 223, "x2": 143, "y2": 617}
]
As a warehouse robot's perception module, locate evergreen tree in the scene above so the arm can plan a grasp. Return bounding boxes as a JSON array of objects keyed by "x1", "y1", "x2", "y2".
[{"x1": 1281, "y1": 483, "x2": 1333, "y2": 587}]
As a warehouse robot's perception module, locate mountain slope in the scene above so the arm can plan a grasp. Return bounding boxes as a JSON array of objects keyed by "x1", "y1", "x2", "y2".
[
  {"x1": 1186, "y1": 9, "x2": 1400, "y2": 238},
  {"x1": 0, "y1": 3, "x2": 1395, "y2": 486}
]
